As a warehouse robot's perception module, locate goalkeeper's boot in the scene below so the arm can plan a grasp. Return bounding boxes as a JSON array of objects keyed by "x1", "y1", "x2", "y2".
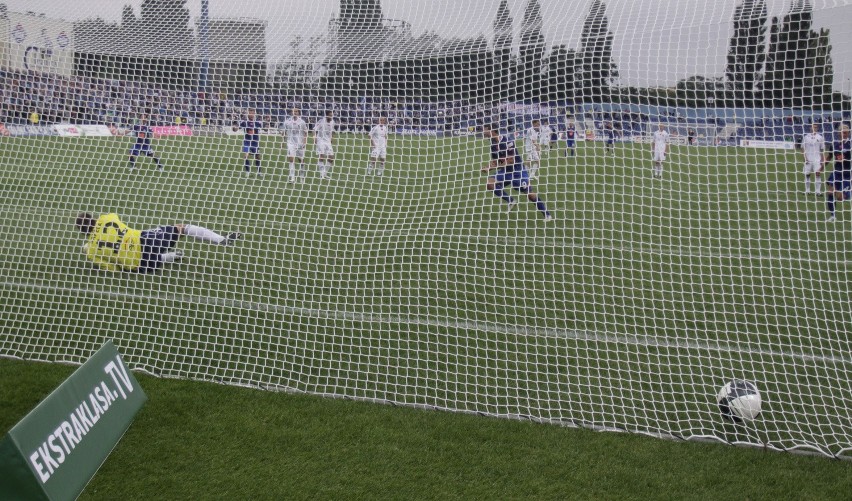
[{"x1": 222, "y1": 232, "x2": 243, "y2": 246}]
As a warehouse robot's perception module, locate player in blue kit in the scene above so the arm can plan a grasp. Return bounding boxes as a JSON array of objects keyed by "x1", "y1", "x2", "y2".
[
  {"x1": 565, "y1": 122, "x2": 577, "y2": 157},
  {"x1": 603, "y1": 122, "x2": 615, "y2": 156},
  {"x1": 127, "y1": 114, "x2": 164, "y2": 171},
  {"x1": 233, "y1": 108, "x2": 263, "y2": 176},
  {"x1": 481, "y1": 123, "x2": 553, "y2": 221},
  {"x1": 826, "y1": 125, "x2": 851, "y2": 222}
]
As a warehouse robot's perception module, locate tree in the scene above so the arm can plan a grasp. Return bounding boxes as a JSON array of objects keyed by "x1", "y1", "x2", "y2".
[
  {"x1": 492, "y1": 0, "x2": 514, "y2": 102},
  {"x1": 441, "y1": 35, "x2": 492, "y2": 104},
  {"x1": 545, "y1": 44, "x2": 577, "y2": 104},
  {"x1": 518, "y1": 0, "x2": 545, "y2": 100},
  {"x1": 121, "y1": 4, "x2": 137, "y2": 28},
  {"x1": 763, "y1": 0, "x2": 832, "y2": 108},
  {"x1": 577, "y1": 0, "x2": 618, "y2": 103},
  {"x1": 338, "y1": 0, "x2": 384, "y2": 33},
  {"x1": 676, "y1": 76, "x2": 727, "y2": 108},
  {"x1": 805, "y1": 28, "x2": 834, "y2": 108},
  {"x1": 467, "y1": 35, "x2": 495, "y2": 103},
  {"x1": 725, "y1": 0, "x2": 767, "y2": 107}
]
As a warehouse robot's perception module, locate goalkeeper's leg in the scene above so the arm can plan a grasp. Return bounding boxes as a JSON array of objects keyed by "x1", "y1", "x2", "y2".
[{"x1": 176, "y1": 224, "x2": 242, "y2": 246}]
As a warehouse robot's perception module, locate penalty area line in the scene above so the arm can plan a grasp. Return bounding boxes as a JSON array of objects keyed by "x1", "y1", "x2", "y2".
[{"x1": 1, "y1": 280, "x2": 850, "y2": 367}]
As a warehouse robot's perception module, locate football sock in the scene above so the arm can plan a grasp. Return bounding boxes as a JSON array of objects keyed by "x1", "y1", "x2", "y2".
[
  {"x1": 377, "y1": 161, "x2": 385, "y2": 176},
  {"x1": 289, "y1": 162, "x2": 296, "y2": 179},
  {"x1": 827, "y1": 194, "x2": 835, "y2": 215},
  {"x1": 244, "y1": 158, "x2": 251, "y2": 172},
  {"x1": 129, "y1": 157, "x2": 136, "y2": 168},
  {"x1": 536, "y1": 199, "x2": 549, "y2": 215},
  {"x1": 367, "y1": 161, "x2": 373, "y2": 174},
  {"x1": 493, "y1": 188, "x2": 514, "y2": 205},
  {"x1": 805, "y1": 177, "x2": 811, "y2": 192},
  {"x1": 161, "y1": 252, "x2": 181, "y2": 263},
  {"x1": 814, "y1": 176, "x2": 821, "y2": 193},
  {"x1": 185, "y1": 225, "x2": 225, "y2": 244},
  {"x1": 255, "y1": 158, "x2": 261, "y2": 173}
]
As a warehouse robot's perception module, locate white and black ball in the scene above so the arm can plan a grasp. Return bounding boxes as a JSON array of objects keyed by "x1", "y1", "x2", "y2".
[{"x1": 717, "y1": 379, "x2": 762, "y2": 423}]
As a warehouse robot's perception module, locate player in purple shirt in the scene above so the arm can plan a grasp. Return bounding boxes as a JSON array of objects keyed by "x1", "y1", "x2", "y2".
[
  {"x1": 233, "y1": 108, "x2": 263, "y2": 176},
  {"x1": 826, "y1": 125, "x2": 852, "y2": 221},
  {"x1": 565, "y1": 123, "x2": 577, "y2": 158},
  {"x1": 481, "y1": 123, "x2": 553, "y2": 220},
  {"x1": 603, "y1": 122, "x2": 615, "y2": 156},
  {"x1": 127, "y1": 114, "x2": 164, "y2": 171}
]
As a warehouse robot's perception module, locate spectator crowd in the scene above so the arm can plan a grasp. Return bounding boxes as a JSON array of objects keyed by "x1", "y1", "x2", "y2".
[{"x1": 2, "y1": 68, "x2": 849, "y2": 144}]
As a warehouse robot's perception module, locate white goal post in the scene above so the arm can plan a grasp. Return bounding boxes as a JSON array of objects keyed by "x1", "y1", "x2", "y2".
[{"x1": 0, "y1": 0, "x2": 850, "y2": 460}]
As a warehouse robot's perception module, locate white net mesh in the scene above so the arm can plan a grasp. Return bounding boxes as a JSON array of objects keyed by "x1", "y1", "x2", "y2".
[{"x1": 1, "y1": 0, "x2": 851, "y2": 459}]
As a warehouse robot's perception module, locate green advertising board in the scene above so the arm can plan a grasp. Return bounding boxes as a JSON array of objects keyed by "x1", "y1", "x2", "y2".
[{"x1": 0, "y1": 341, "x2": 147, "y2": 500}]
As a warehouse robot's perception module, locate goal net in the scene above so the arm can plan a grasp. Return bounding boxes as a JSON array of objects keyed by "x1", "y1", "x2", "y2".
[{"x1": 0, "y1": 0, "x2": 850, "y2": 460}]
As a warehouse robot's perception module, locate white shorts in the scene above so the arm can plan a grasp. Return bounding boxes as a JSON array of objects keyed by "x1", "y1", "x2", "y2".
[
  {"x1": 653, "y1": 150, "x2": 666, "y2": 162},
  {"x1": 525, "y1": 149, "x2": 541, "y2": 162},
  {"x1": 287, "y1": 144, "x2": 306, "y2": 159},
  {"x1": 316, "y1": 142, "x2": 334, "y2": 156},
  {"x1": 803, "y1": 159, "x2": 822, "y2": 175},
  {"x1": 371, "y1": 146, "x2": 387, "y2": 159}
]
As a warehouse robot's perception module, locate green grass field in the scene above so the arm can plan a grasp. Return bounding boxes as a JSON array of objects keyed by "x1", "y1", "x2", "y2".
[
  {"x1": 1, "y1": 358, "x2": 851, "y2": 500},
  {"x1": 1, "y1": 134, "x2": 850, "y2": 478}
]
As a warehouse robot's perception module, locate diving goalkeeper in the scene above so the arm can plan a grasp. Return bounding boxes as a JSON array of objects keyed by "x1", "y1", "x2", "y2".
[{"x1": 75, "y1": 212, "x2": 242, "y2": 272}]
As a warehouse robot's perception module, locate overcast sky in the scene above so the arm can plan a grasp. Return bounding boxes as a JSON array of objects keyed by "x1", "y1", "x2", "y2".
[{"x1": 6, "y1": 0, "x2": 852, "y2": 92}]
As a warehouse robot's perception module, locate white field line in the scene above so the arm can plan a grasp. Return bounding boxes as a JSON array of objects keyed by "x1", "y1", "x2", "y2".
[{"x1": 2, "y1": 280, "x2": 850, "y2": 367}]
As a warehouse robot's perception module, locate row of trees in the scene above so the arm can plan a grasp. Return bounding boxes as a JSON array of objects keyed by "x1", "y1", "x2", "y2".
[
  {"x1": 67, "y1": 0, "x2": 849, "y2": 110},
  {"x1": 283, "y1": 0, "x2": 846, "y2": 109},
  {"x1": 506, "y1": 0, "x2": 845, "y2": 108},
  {"x1": 275, "y1": 0, "x2": 619, "y2": 105},
  {"x1": 726, "y1": 0, "x2": 841, "y2": 109}
]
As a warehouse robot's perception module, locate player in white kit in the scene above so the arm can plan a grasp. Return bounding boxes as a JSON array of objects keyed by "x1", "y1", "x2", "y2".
[
  {"x1": 801, "y1": 123, "x2": 826, "y2": 195},
  {"x1": 282, "y1": 108, "x2": 308, "y2": 183},
  {"x1": 539, "y1": 121, "x2": 553, "y2": 155},
  {"x1": 651, "y1": 123, "x2": 670, "y2": 179},
  {"x1": 525, "y1": 119, "x2": 542, "y2": 179},
  {"x1": 367, "y1": 116, "x2": 388, "y2": 176},
  {"x1": 313, "y1": 109, "x2": 335, "y2": 179}
]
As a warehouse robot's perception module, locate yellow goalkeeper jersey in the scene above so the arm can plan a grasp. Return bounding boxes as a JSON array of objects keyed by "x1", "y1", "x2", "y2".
[{"x1": 85, "y1": 213, "x2": 143, "y2": 271}]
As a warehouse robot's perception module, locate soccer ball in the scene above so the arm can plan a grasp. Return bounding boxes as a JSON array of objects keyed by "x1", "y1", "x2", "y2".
[{"x1": 717, "y1": 379, "x2": 762, "y2": 423}]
